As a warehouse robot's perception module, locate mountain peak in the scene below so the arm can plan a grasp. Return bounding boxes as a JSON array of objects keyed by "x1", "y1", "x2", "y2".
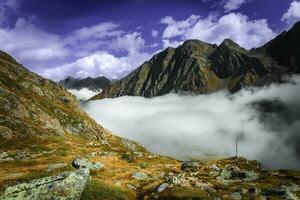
[{"x1": 220, "y1": 38, "x2": 242, "y2": 49}]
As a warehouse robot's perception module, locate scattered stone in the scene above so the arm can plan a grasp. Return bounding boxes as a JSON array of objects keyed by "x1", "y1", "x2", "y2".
[
  {"x1": 209, "y1": 164, "x2": 220, "y2": 171},
  {"x1": 0, "y1": 126, "x2": 13, "y2": 140},
  {"x1": 72, "y1": 158, "x2": 104, "y2": 170},
  {"x1": 0, "y1": 152, "x2": 14, "y2": 162},
  {"x1": 195, "y1": 182, "x2": 216, "y2": 193},
  {"x1": 208, "y1": 171, "x2": 219, "y2": 177},
  {"x1": 167, "y1": 173, "x2": 190, "y2": 187},
  {"x1": 100, "y1": 151, "x2": 110, "y2": 157},
  {"x1": 181, "y1": 161, "x2": 200, "y2": 172},
  {"x1": 122, "y1": 138, "x2": 137, "y2": 151},
  {"x1": 132, "y1": 172, "x2": 148, "y2": 180},
  {"x1": 13, "y1": 151, "x2": 29, "y2": 160},
  {"x1": 0, "y1": 168, "x2": 89, "y2": 200},
  {"x1": 231, "y1": 192, "x2": 242, "y2": 200},
  {"x1": 88, "y1": 151, "x2": 100, "y2": 158},
  {"x1": 127, "y1": 184, "x2": 137, "y2": 190},
  {"x1": 133, "y1": 151, "x2": 143, "y2": 158},
  {"x1": 157, "y1": 183, "x2": 169, "y2": 193},
  {"x1": 47, "y1": 163, "x2": 68, "y2": 172},
  {"x1": 219, "y1": 166, "x2": 258, "y2": 181},
  {"x1": 147, "y1": 154, "x2": 157, "y2": 159},
  {"x1": 85, "y1": 142, "x2": 101, "y2": 148}
]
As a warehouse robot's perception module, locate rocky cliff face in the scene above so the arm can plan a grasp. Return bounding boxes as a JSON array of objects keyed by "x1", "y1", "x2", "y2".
[
  {"x1": 0, "y1": 50, "x2": 111, "y2": 141},
  {"x1": 59, "y1": 76, "x2": 110, "y2": 91},
  {"x1": 90, "y1": 21, "x2": 300, "y2": 100}
]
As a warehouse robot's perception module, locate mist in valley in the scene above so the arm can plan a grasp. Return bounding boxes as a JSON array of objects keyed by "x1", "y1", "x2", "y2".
[{"x1": 82, "y1": 75, "x2": 300, "y2": 170}]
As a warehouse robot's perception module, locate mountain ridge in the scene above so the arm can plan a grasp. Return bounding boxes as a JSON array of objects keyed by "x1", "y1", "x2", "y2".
[
  {"x1": 59, "y1": 76, "x2": 111, "y2": 91},
  {"x1": 90, "y1": 21, "x2": 300, "y2": 100}
]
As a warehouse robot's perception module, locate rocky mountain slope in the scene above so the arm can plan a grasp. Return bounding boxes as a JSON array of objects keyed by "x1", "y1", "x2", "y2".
[
  {"x1": 0, "y1": 35, "x2": 300, "y2": 199},
  {"x1": 59, "y1": 76, "x2": 110, "y2": 91},
  {"x1": 90, "y1": 21, "x2": 300, "y2": 100}
]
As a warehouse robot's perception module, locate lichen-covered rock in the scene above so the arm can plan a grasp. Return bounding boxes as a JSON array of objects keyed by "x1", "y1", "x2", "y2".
[
  {"x1": 181, "y1": 161, "x2": 200, "y2": 172},
  {"x1": 0, "y1": 168, "x2": 90, "y2": 200},
  {"x1": 157, "y1": 183, "x2": 169, "y2": 193},
  {"x1": 0, "y1": 126, "x2": 13, "y2": 140},
  {"x1": 131, "y1": 172, "x2": 148, "y2": 180},
  {"x1": 72, "y1": 158, "x2": 104, "y2": 170}
]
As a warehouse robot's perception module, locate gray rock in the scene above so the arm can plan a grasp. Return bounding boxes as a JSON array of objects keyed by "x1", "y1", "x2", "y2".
[
  {"x1": 47, "y1": 163, "x2": 68, "y2": 172},
  {"x1": 88, "y1": 152, "x2": 100, "y2": 158},
  {"x1": 0, "y1": 168, "x2": 89, "y2": 200},
  {"x1": 209, "y1": 164, "x2": 220, "y2": 172},
  {"x1": 0, "y1": 126, "x2": 13, "y2": 140},
  {"x1": 231, "y1": 192, "x2": 242, "y2": 200},
  {"x1": 181, "y1": 161, "x2": 200, "y2": 172},
  {"x1": 72, "y1": 158, "x2": 104, "y2": 170},
  {"x1": 122, "y1": 138, "x2": 137, "y2": 151},
  {"x1": 0, "y1": 152, "x2": 14, "y2": 162},
  {"x1": 131, "y1": 172, "x2": 148, "y2": 180},
  {"x1": 195, "y1": 182, "x2": 216, "y2": 193},
  {"x1": 126, "y1": 184, "x2": 137, "y2": 190},
  {"x1": 157, "y1": 183, "x2": 169, "y2": 193}
]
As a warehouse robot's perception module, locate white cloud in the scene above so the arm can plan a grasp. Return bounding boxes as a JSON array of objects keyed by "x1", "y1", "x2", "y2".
[
  {"x1": 0, "y1": 18, "x2": 68, "y2": 64},
  {"x1": 224, "y1": 0, "x2": 247, "y2": 12},
  {"x1": 151, "y1": 29, "x2": 159, "y2": 37},
  {"x1": 161, "y1": 15, "x2": 199, "y2": 39},
  {"x1": 282, "y1": 1, "x2": 300, "y2": 26},
  {"x1": 110, "y1": 32, "x2": 146, "y2": 55},
  {"x1": 68, "y1": 22, "x2": 122, "y2": 41},
  {"x1": 0, "y1": 12, "x2": 151, "y2": 80},
  {"x1": 43, "y1": 51, "x2": 151, "y2": 81},
  {"x1": 68, "y1": 88, "x2": 101, "y2": 101},
  {"x1": 84, "y1": 75, "x2": 300, "y2": 169},
  {"x1": 161, "y1": 13, "x2": 276, "y2": 49}
]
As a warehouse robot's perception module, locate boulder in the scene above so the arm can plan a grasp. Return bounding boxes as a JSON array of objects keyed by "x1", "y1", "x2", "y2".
[
  {"x1": 131, "y1": 172, "x2": 148, "y2": 180},
  {"x1": 157, "y1": 183, "x2": 169, "y2": 193},
  {"x1": 72, "y1": 158, "x2": 104, "y2": 170},
  {"x1": 181, "y1": 161, "x2": 200, "y2": 172},
  {"x1": 0, "y1": 168, "x2": 90, "y2": 200},
  {"x1": 0, "y1": 126, "x2": 13, "y2": 140}
]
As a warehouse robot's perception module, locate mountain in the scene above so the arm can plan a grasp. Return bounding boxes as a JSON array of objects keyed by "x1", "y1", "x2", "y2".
[
  {"x1": 59, "y1": 76, "x2": 110, "y2": 91},
  {"x1": 0, "y1": 50, "x2": 107, "y2": 139},
  {"x1": 0, "y1": 50, "x2": 300, "y2": 199},
  {"x1": 90, "y1": 21, "x2": 300, "y2": 100}
]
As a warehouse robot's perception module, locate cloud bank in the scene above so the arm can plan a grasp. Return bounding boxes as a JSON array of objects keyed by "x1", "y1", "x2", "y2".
[
  {"x1": 160, "y1": 13, "x2": 276, "y2": 49},
  {"x1": 282, "y1": 0, "x2": 300, "y2": 26},
  {"x1": 84, "y1": 76, "x2": 300, "y2": 170},
  {"x1": 68, "y1": 88, "x2": 101, "y2": 102}
]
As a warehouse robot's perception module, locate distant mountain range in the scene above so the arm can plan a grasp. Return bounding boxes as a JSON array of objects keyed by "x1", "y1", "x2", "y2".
[
  {"x1": 90, "y1": 21, "x2": 300, "y2": 100},
  {"x1": 59, "y1": 76, "x2": 110, "y2": 91}
]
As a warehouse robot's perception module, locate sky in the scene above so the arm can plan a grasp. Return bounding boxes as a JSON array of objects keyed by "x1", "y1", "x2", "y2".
[{"x1": 0, "y1": 0, "x2": 299, "y2": 81}]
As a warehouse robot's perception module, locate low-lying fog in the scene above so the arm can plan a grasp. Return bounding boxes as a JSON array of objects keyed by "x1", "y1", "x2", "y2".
[
  {"x1": 68, "y1": 88, "x2": 101, "y2": 101},
  {"x1": 81, "y1": 76, "x2": 300, "y2": 170}
]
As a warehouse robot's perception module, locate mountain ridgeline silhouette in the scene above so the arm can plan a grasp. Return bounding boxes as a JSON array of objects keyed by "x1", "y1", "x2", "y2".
[{"x1": 90, "y1": 21, "x2": 300, "y2": 100}]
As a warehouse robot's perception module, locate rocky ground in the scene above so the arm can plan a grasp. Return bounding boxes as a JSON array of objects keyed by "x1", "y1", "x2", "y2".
[{"x1": 0, "y1": 133, "x2": 299, "y2": 199}]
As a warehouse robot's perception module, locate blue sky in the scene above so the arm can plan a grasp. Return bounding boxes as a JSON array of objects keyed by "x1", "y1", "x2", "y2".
[{"x1": 0, "y1": 0, "x2": 299, "y2": 80}]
